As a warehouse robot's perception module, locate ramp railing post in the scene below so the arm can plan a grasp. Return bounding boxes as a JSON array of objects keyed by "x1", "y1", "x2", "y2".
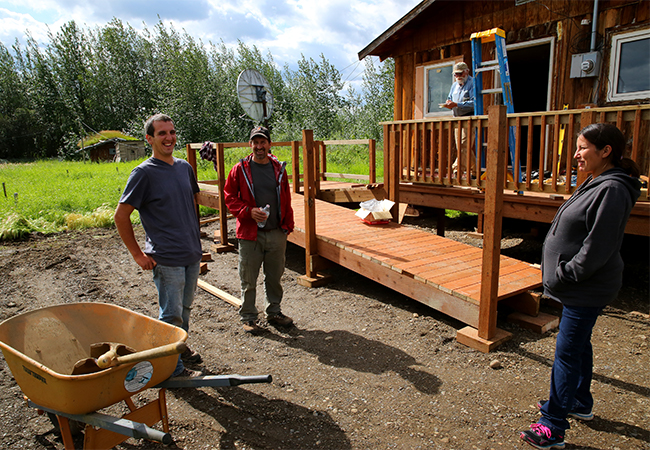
[
  {"x1": 369, "y1": 139, "x2": 376, "y2": 184},
  {"x1": 291, "y1": 140, "x2": 301, "y2": 193},
  {"x1": 215, "y1": 142, "x2": 230, "y2": 248},
  {"x1": 478, "y1": 105, "x2": 507, "y2": 340},
  {"x1": 578, "y1": 110, "x2": 596, "y2": 186},
  {"x1": 319, "y1": 141, "x2": 327, "y2": 181},
  {"x1": 302, "y1": 129, "x2": 318, "y2": 278},
  {"x1": 314, "y1": 140, "x2": 322, "y2": 196},
  {"x1": 386, "y1": 125, "x2": 400, "y2": 222}
]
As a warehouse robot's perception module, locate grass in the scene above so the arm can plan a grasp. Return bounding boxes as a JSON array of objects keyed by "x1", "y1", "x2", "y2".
[
  {"x1": 0, "y1": 142, "x2": 384, "y2": 241},
  {"x1": 80, "y1": 130, "x2": 140, "y2": 147}
]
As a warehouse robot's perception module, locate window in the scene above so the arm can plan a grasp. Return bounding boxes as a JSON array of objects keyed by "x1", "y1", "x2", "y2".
[
  {"x1": 608, "y1": 28, "x2": 650, "y2": 102},
  {"x1": 424, "y1": 62, "x2": 454, "y2": 117}
]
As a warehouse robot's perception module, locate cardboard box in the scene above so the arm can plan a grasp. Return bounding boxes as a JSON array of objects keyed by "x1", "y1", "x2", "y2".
[{"x1": 355, "y1": 199, "x2": 395, "y2": 224}]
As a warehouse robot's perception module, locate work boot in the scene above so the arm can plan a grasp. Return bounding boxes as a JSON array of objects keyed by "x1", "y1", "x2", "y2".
[
  {"x1": 267, "y1": 312, "x2": 293, "y2": 327},
  {"x1": 181, "y1": 345, "x2": 202, "y2": 364},
  {"x1": 173, "y1": 367, "x2": 203, "y2": 378},
  {"x1": 242, "y1": 321, "x2": 263, "y2": 334}
]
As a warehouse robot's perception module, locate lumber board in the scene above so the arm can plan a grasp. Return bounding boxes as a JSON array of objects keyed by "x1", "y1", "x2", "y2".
[{"x1": 197, "y1": 279, "x2": 241, "y2": 307}]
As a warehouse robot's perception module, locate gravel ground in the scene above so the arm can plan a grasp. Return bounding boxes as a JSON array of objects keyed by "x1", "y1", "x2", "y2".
[{"x1": 0, "y1": 211, "x2": 648, "y2": 449}]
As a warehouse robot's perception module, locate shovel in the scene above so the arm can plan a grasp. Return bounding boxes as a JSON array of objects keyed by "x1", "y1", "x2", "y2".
[{"x1": 71, "y1": 341, "x2": 186, "y2": 375}]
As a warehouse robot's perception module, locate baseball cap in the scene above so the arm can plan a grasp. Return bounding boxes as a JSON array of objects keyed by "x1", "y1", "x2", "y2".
[
  {"x1": 250, "y1": 126, "x2": 271, "y2": 141},
  {"x1": 453, "y1": 62, "x2": 469, "y2": 73}
]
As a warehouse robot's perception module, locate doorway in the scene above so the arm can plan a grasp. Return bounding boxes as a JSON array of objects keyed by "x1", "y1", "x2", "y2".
[{"x1": 507, "y1": 39, "x2": 554, "y2": 172}]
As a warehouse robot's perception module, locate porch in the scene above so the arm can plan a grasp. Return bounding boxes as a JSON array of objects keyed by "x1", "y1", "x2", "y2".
[{"x1": 382, "y1": 104, "x2": 650, "y2": 236}]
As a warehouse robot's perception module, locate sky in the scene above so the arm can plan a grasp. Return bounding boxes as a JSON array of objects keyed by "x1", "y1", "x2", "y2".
[{"x1": 0, "y1": 0, "x2": 422, "y2": 89}]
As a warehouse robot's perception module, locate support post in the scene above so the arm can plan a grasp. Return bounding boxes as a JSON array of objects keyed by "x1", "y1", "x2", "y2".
[
  {"x1": 186, "y1": 144, "x2": 201, "y2": 224},
  {"x1": 314, "y1": 140, "x2": 322, "y2": 196},
  {"x1": 320, "y1": 141, "x2": 327, "y2": 181},
  {"x1": 186, "y1": 144, "x2": 197, "y2": 179},
  {"x1": 387, "y1": 127, "x2": 400, "y2": 222},
  {"x1": 383, "y1": 124, "x2": 391, "y2": 198},
  {"x1": 457, "y1": 105, "x2": 512, "y2": 352},
  {"x1": 297, "y1": 130, "x2": 331, "y2": 287},
  {"x1": 369, "y1": 139, "x2": 376, "y2": 184},
  {"x1": 292, "y1": 140, "x2": 301, "y2": 193},
  {"x1": 214, "y1": 142, "x2": 234, "y2": 253},
  {"x1": 478, "y1": 105, "x2": 507, "y2": 340}
]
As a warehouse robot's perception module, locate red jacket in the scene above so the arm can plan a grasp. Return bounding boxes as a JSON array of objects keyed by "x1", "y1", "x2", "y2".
[{"x1": 224, "y1": 153, "x2": 294, "y2": 241}]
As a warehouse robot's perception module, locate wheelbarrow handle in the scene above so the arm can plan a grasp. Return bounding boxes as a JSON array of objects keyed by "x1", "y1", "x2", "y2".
[
  {"x1": 156, "y1": 374, "x2": 273, "y2": 389},
  {"x1": 97, "y1": 341, "x2": 187, "y2": 369}
]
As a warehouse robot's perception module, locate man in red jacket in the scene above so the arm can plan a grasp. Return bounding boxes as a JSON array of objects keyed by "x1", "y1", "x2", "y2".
[{"x1": 224, "y1": 126, "x2": 295, "y2": 334}]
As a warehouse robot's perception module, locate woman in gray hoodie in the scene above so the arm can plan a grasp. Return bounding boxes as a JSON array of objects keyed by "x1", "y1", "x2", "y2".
[{"x1": 520, "y1": 123, "x2": 642, "y2": 449}]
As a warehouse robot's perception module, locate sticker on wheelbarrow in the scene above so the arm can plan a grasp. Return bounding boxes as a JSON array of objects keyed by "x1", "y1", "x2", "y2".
[{"x1": 124, "y1": 361, "x2": 153, "y2": 392}]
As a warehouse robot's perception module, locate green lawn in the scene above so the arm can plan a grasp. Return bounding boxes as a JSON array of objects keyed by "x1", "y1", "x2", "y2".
[{"x1": 1, "y1": 144, "x2": 383, "y2": 240}]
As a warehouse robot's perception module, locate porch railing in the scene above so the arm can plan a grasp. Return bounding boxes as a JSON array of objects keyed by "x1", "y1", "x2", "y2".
[{"x1": 382, "y1": 105, "x2": 650, "y2": 201}]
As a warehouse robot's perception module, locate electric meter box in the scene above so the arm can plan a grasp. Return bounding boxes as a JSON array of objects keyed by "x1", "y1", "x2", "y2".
[{"x1": 570, "y1": 52, "x2": 601, "y2": 78}]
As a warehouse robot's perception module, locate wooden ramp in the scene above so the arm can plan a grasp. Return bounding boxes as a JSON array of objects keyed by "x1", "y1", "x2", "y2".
[{"x1": 287, "y1": 192, "x2": 542, "y2": 330}]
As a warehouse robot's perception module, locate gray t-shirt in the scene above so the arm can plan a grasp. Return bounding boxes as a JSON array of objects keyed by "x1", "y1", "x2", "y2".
[
  {"x1": 120, "y1": 157, "x2": 202, "y2": 266},
  {"x1": 250, "y1": 160, "x2": 278, "y2": 230}
]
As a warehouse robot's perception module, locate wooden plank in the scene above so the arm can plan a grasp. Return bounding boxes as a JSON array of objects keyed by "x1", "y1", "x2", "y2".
[
  {"x1": 322, "y1": 139, "x2": 372, "y2": 146},
  {"x1": 197, "y1": 279, "x2": 241, "y2": 307},
  {"x1": 435, "y1": 257, "x2": 520, "y2": 289},
  {"x1": 414, "y1": 252, "x2": 485, "y2": 282},
  {"x1": 315, "y1": 235, "x2": 482, "y2": 326}
]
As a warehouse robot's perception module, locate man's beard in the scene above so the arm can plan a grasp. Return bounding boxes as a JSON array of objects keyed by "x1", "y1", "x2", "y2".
[{"x1": 457, "y1": 75, "x2": 468, "y2": 86}]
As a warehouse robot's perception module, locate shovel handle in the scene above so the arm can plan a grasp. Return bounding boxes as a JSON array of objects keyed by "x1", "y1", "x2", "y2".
[{"x1": 97, "y1": 342, "x2": 187, "y2": 369}]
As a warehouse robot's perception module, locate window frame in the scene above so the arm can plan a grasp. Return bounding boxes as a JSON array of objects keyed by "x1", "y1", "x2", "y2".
[
  {"x1": 422, "y1": 60, "x2": 457, "y2": 118},
  {"x1": 607, "y1": 27, "x2": 650, "y2": 102}
]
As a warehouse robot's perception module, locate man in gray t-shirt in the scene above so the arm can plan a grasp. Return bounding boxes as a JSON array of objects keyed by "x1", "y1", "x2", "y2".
[{"x1": 114, "y1": 113, "x2": 203, "y2": 378}]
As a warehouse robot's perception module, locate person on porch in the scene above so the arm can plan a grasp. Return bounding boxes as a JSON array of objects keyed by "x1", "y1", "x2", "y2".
[{"x1": 443, "y1": 61, "x2": 477, "y2": 177}]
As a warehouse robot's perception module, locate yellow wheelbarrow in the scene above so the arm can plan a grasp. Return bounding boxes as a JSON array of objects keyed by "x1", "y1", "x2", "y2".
[{"x1": 0, "y1": 303, "x2": 271, "y2": 449}]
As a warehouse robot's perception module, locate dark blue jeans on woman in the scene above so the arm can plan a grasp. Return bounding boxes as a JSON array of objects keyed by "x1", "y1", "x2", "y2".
[{"x1": 539, "y1": 304, "x2": 604, "y2": 434}]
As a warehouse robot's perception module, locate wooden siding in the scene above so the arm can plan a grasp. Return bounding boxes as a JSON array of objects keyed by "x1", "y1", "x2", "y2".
[{"x1": 372, "y1": 0, "x2": 648, "y2": 120}]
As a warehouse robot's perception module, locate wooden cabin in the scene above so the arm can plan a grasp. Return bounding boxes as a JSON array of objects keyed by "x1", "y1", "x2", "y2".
[
  {"x1": 359, "y1": 0, "x2": 649, "y2": 236},
  {"x1": 360, "y1": 0, "x2": 648, "y2": 118},
  {"x1": 85, "y1": 138, "x2": 145, "y2": 162}
]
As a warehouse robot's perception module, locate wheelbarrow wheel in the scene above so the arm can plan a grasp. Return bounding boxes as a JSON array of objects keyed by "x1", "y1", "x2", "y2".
[{"x1": 47, "y1": 412, "x2": 85, "y2": 436}]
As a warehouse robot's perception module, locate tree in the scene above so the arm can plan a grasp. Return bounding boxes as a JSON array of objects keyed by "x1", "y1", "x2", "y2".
[
  {"x1": 89, "y1": 19, "x2": 156, "y2": 131},
  {"x1": 0, "y1": 19, "x2": 397, "y2": 159},
  {"x1": 0, "y1": 42, "x2": 35, "y2": 159},
  {"x1": 355, "y1": 57, "x2": 395, "y2": 140},
  {"x1": 279, "y1": 54, "x2": 347, "y2": 140}
]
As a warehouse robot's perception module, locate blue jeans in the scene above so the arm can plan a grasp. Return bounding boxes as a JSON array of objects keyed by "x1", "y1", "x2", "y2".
[
  {"x1": 153, "y1": 262, "x2": 200, "y2": 376},
  {"x1": 238, "y1": 229, "x2": 287, "y2": 322},
  {"x1": 540, "y1": 304, "x2": 603, "y2": 434}
]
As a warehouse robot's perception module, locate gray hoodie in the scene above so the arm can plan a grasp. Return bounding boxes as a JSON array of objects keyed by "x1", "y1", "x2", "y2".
[{"x1": 542, "y1": 167, "x2": 641, "y2": 307}]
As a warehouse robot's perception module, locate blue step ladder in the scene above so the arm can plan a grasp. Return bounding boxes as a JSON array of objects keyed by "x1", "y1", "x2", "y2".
[{"x1": 471, "y1": 28, "x2": 521, "y2": 183}]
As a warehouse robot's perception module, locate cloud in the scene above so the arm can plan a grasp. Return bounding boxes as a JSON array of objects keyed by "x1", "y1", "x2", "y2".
[{"x1": 0, "y1": 0, "x2": 420, "y2": 71}]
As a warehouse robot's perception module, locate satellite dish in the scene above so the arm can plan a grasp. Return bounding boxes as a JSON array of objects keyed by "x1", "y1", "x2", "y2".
[{"x1": 237, "y1": 69, "x2": 273, "y2": 123}]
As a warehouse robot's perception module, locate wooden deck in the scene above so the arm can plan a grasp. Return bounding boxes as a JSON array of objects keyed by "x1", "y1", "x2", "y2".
[
  {"x1": 306, "y1": 180, "x2": 649, "y2": 236},
  {"x1": 287, "y1": 191, "x2": 542, "y2": 329}
]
